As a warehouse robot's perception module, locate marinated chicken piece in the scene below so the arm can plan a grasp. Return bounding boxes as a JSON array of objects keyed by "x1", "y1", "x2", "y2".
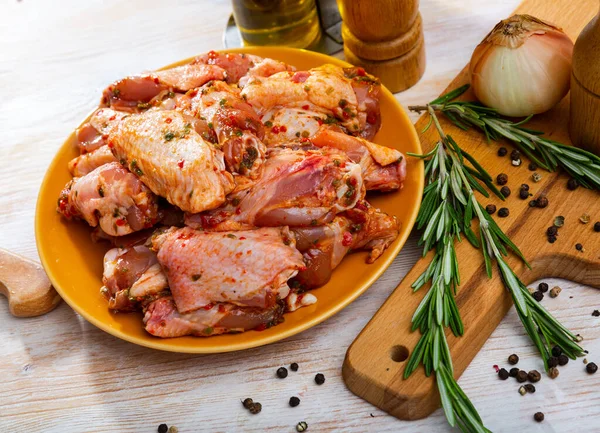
[
  {"x1": 260, "y1": 106, "x2": 330, "y2": 147},
  {"x1": 185, "y1": 147, "x2": 364, "y2": 231},
  {"x1": 143, "y1": 296, "x2": 285, "y2": 337},
  {"x1": 102, "y1": 245, "x2": 168, "y2": 311},
  {"x1": 91, "y1": 227, "x2": 155, "y2": 248},
  {"x1": 291, "y1": 200, "x2": 399, "y2": 288},
  {"x1": 68, "y1": 146, "x2": 117, "y2": 176},
  {"x1": 241, "y1": 64, "x2": 381, "y2": 137},
  {"x1": 285, "y1": 291, "x2": 317, "y2": 312},
  {"x1": 108, "y1": 110, "x2": 235, "y2": 213},
  {"x1": 74, "y1": 108, "x2": 129, "y2": 155},
  {"x1": 193, "y1": 50, "x2": 294, "y2": 86},
  {"x1": 311, "y1": 128, "x2": 406, "y2": 191},
  {"x1": 342, "y1": 66, "x2": 382, "y2": 140},
  {"x1": 75, "y1": 122, "x2": 106, "y2": 154},
  {"x1": 150, "y1": 226, "x2": 305, "y2": 312},
  {"x1": 57, "y1": 162, "x2": 159, "y2": 236},
  {"x1": 175, "y1": 81, "x2": 266, "y2": 178},
  {"x1": 101, "y1": 64, "x2": 226, "y2": 111}
]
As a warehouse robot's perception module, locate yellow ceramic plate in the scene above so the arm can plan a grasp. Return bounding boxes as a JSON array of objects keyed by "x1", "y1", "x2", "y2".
[{"x1": 36, "y1": 47, "x2": 423, "y2": 353}]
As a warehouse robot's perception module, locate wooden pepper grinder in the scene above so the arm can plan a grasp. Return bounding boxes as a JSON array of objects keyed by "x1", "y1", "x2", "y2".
[
  {"x1": 570, "y1": 2, "x2": 600, "y2": 156},
  {"x1": 337, "y1": 0, "x2": 425, "y2": 93}
]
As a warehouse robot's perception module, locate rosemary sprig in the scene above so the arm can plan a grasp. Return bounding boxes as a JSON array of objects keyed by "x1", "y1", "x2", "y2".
[
  {"x1": 405, "y1": 105, "x2": 584, "y2": 432},
  {"x1": 410, "y1": 84, "x2": 600, "y2": 189}
]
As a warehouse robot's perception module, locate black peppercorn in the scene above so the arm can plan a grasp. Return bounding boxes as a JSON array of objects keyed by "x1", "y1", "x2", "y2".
[
  {"x1": 528, "y1": 162, "x2": 538, "y2": 171},
  {"x1": 242, "y1": 398, "x2": 254, "y2": 409},
  {"x1": 532, "y1": 291, "x2": 544, "y2": 302},
  {"x1": 520, "y1": 183, "x2": 530, "y2": 191},
  {"x1": 547, "y1": 356, "x2": 559, "y2": 368},
  {"x1": 158, "y1": 424, "x2": 168, "y2": 433},
  {"x1": 289, "y1": 396, "x2": 301, "y2": 407},
  {"x1": 594, "y1": 222, "x2": 600, "y2": 232},
  {"x1": 498, "y1": 207, "x2": 510, "y2": 217},
  {"x1": 290, "y1": 362, "x2": 299, "y2": 372},
  {"x1": 498, "y1": 368, "x2": 509, "y2": 380},
  {"x1": 486, "y1": 204, "x2": 497, "y2": 215},
  {"x1": 528, "y1": 370, "x2": 541, "y2": 383},
  {"x1": 509, "y1": 367, "x2": 520, "y2": 377},
  {"x1": 519, "y1": 189, "x2": 530, "y2": 199},
  {"x1": 538, "y1": 282, "x2": 549, "y2": 293},
  {"x1": 516, "y1": 370, "x2": 528, "y2": 383},
  {"x1": 575, "y1": 243, "x2": 583, "y2": 251},
  {"x1": 496, "y1": 173, "x2": 508, "y2": 185},
  {"x1": 558, "y1": 354, "x2": 569, "y2": 366},
  {"x1": 567, "y1": 178, "x2": 579, "y2": 190},
  {"x1": 587, "y1": 362, "x2": 598, "y2": 374},
  {"x1": 593, "y1": 310, "x2": 600, "y2": 317},
  {"x1": 529, "y1": 200, "x2": 538, "y2": 207},
  {"x1": 276, "y1": 367, "x2": 288, "y2": 379},
  {"x1": 546, "y1": 226, "x2": 558, "y2": 236},
  {"x1": 548, "y1": 367, "x2": 559, "y2": 379},
  {"x1": 548, "y1": 235, "x2": 557, "y2": 244},
  {"x1": 315, "y1": 373, "x2": 325, "y2": 385},
  {"x1": 524, "y1": 384, "x2": 536, "y2": 393},
  {"x1": 249, "y1": 402, "x2": 262, "y2": 414},
  {"x1": 500, "y1": 186, "x2": 511, "y2": 197},
  {"x1": 510, "y1": 149, "x2": 520, "y2": 160},
  {"x1": 296, "y1": 421, "x2": 308, "y2": 432},
  {"x1": 551, "y1": 345, "x2": 562, "y2": 357},
  {"x1": 534, "y1": 412, "x2": 545, "y2": 422},
  {"x1": 536, "y1": 196, "x2": 549, "y2": 208},
  {"x1": 508, "y1": 354, "x2": 519, "y2": 365},
  {"x1": 497, "y1": 147, "x2": 508, "y2": 156}
]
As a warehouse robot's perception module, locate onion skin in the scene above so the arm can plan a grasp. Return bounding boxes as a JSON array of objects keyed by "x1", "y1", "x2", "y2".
[{"x1": 470, "y1": 14, "x2": 574, "y2": 117}]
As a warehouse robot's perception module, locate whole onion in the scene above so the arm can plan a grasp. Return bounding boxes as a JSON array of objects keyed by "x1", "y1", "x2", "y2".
[{"x1": 469, "y1": 14, "x2": 574, "y2": 117}]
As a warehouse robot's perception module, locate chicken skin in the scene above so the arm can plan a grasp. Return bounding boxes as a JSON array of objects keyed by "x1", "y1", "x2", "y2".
[{"x1": 107, "y1": 110, "x2": 235, "y2": 213}]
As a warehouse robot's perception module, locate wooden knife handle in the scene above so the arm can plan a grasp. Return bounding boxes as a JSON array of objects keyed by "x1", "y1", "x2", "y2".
[{"x1": 0, "y1": 248, "x2": 61, "y2": 317}]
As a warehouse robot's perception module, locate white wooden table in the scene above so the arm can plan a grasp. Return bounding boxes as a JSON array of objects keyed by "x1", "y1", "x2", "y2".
[{"x1": 1, "y1": 1, "x2": 599, "y2": 432}]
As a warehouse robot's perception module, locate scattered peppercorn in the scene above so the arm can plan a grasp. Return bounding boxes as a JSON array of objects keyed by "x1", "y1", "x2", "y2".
[
  {"x1": 552, "y1": 346, "x2": 562, "y2": 357},
  {"x1": 547, "y1": 226, "x2": 558, "y2": 236},
  {"x1": 548, "y1": 357, "x2": 559, "y2": 368},
  {"x1": 548, "y1": 367, "x2": 560, "y2": 379},
  {"x1": 592, "y1": 310, "x2": 600, "y2": 317},
  {"x1": 500, "y1": 186, "x2": 511, "y2": 197},
  {"x1": 536, "y1": 196, "x2": 549, "y2": 208},
  {"x1": 290, "y1": 362, "x2": 299, "y2": 372},
  {"x1": 528, "y1": 370, "x2": 541, "y2": 383},
  {"x1": 498, "y1": 368, "x2": 509, "y2": 380},
  {"x1": 497, "y1": 147, "x2": 508, "y2": 156},
  {"x1": 277, "y1": 367, "x2": 288, "y2": 379},
  {"x1": 524, "y1": 384, "x2": 536, "y2": 393},
  {"x1": 508, "y1": 354, "x2": 519, "y2": 365},
  {"x1": 315, "y1": 373, "x2": 325, "y2": 385},
  {"x1": 509, "y1": 367, "x2": 520, "y2": 377},
  {"x1": 168, "y1": 427, "x2": 178, "y2": 433},
  {"x1": 289, "y1": 396, "x2": 301, "y2": 407},
  {"x1": 580, "y1": 213, "x2": 591, "y2": 224},
  {"x1": 567, "y1": 178, "x2": 579, "y2": 190},
  {"x1": 158, "y1": 424, "x2": 168, "y2": 433},
  {"x1": 516, "y1": 370, "x2": 528, "y2": 383},
  {"x1": 529, "y1": 200, "x2": 538, "y2": 207},
  {"x1": 528, "y1": 162, "x2": 538, "y2": 171},
  {"x1": 548, "y1": 235, "x2": 557, "y2": 244},
  {"x1": 519, "y1": 189, "x2": 530, "y2": 199},
  {"x1": 558, "y1": 354, "x2": 569, "y2": 366},
  {"x1": 486, "y1": 204, "x2": 497, "y2": 214},
  {"x1": 587, "y1": 362, "x2": 598, "y2": 374},
  {"x1": 532, "y1": 291, "x2": 544, "y2": 302},
  {"x1": 531, "y1": 172, "x2": 542, "y2": 182},
  {"x1": 576, "y1": 334, "x2": 584, "y2": 342},
  {"x1": 518, "y1": 385, "x2": 527, "y2": 396},
  {"x1": 498, "y1": 207, "x2": 510, "y2": 217},
  {"x1": 249, "y1": 402, "x2": 262, "y2": 414},
  {"x1": 527, "y1": 287, "x2": 536, "y2": 295},
  {"x1": 512, "y1": 159, "x2": 522, "y2": 166},
  {"x1": 594, "y1": 222, "x2": 600, "y2": 232},
  {"x1": 534, "y1": 412, "x2": 545, "y2": 422},
  {"x1": 496, "y1": 173, "x2": 508, "y2": 185},
  {"x1": 575, "y1": 243, "x2": 583, "y2": 251},
  {"x1": 554, "y1": 216, "x2": 565, "y2": 227},
  {"x1": 510, "y1": 150, "x2": 520, "y2": 160},
  {"x1": 296, "y1": 421, "x2": 308, "y2": 432},
  {"x1": 243, "y1": 398, "x2": 254, "y2": 409},
  {"x1": 550, "y1": 286, "x2": 562, "y2": 298},
  {"x1": 538, "y1": 282, "x2": 549, "y2": 293}
]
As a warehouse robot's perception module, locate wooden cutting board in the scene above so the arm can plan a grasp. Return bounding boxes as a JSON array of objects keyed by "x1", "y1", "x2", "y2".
[{"x1": 342, "y1": 0, "x2": 600, "y2": 421}]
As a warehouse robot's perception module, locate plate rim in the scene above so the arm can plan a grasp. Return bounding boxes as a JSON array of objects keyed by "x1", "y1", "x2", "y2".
[{"x1": 35, "y1": 46, "x2": 424, "y2": 353}]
